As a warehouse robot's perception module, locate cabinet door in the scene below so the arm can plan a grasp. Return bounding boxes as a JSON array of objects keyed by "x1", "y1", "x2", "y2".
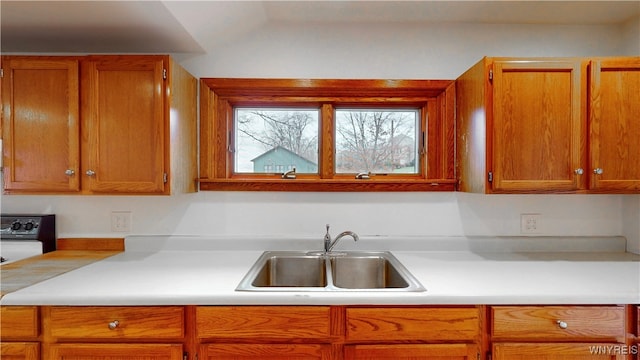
[
  {"x1": 1, "y1": 57, "x2": 80, "y2": 192},
  {"x1": 344, "y1": 344, "x2": 478, "y2": 360},
  {"x1": 491, "y1": 60, "x2": 584, "y2": 192},
  {"x1": 49, "y1": 343, "x2": 182, "y2": 360},
  {"x1": 81, "y1": 56, "x2": 166, "y2": 193},
  {"x1": 589, "y1": 58, "x2": 640, "y2": 192},
  {"x1": 493, "y1": 343, "x2": 626, "y2": 360},
  {"x1": 0, "y1": 342, "x2": 40, "y2": 360},
  {"x1": 200, "y1": 344, "x2": 332, "y2": 360}
]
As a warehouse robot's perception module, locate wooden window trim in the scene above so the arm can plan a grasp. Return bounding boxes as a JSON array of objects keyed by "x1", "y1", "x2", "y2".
[{"x1": 199, "y1": 78, "x2": 456, "y2": 192}]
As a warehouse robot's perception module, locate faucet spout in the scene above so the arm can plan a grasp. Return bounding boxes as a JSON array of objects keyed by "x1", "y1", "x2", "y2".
[{"x1": 323, "y1": 224, "x2": 359, "y2": 253}]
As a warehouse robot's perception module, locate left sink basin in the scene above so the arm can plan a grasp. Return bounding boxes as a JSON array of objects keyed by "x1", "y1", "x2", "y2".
[{"x1": 238, "y1": 252, "x2": 327, "y2": 290}]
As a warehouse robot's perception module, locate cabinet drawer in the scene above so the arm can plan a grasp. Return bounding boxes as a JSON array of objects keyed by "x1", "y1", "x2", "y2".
[
  {"x1": 0, "y1": 342, "x2": 40, "y2": 359},
  {"x1": 49, "y1": 306, "x2": 184, "y2": 340},
  {"x1": 493, "y1": 342, "x2": 626, "y2": 360},
  {"x1": 492, "y1": 306, "x2": 625, "y2": 341},
  {"x1": 196, "y1": 306, "x2": 331, "y2": 340},
  {"x1": 200, "y1": 344, "x2": 332, "y2": 360},
  {"x1": 50, "y1": 343, "x2": 183, "y2": 359},
  {"x1": 346, "y1": 307, "x2": 480, "y2": 342},
  {"x1": 0, "y1": 306, "x2": 39, "y2": 339}
]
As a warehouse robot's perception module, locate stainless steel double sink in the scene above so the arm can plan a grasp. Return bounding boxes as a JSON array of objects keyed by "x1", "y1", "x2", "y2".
[{"x1": 236, "y1": 251, "x2": 425, "y2": 292}]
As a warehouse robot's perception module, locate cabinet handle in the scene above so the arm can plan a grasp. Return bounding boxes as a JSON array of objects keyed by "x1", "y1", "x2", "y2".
[
  {"x1": 556, "y1": 320, "x2": 568, "y2": 329},
  {"x1": 108, "y1": 320, "x2": 120, "y2": 330},
  {"x1": 65, "y1": 169, "x2": 75, "y2": 176},
  {"x1": 86, "y1": 170, "x2": 96, "y2": 177},
  {"x1": 593, "y1": 168, "x2": 604, "y2": 175},
  {"x1": 574, "y1": 168, "x2": 584, "y2": 175}
]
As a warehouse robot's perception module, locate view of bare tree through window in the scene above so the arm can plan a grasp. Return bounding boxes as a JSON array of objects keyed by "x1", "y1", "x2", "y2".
[
  {"x1": 235, "y1": 108, "x2": 419, "y2": 175},
  {"x1": 335, "y1": 109, "x2": 419, "y2": 174},
  {"x1": 235, "y1": 108, "x2": 319, "y2": 173}
]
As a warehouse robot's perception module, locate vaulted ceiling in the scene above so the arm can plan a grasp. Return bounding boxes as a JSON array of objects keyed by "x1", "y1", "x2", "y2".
[{"x1": 2, "y1": 1, "x2": 639, "y2": 54}]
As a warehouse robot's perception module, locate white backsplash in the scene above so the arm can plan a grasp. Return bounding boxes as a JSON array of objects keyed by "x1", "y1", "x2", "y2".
[{"x1": 1, "y1": 193, "x2": 636, "y2": 250}]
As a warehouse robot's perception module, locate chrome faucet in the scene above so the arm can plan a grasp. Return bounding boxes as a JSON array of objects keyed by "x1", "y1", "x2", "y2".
[{"x1": 324, "y1": 224, "x2": 359, "y2": 253}]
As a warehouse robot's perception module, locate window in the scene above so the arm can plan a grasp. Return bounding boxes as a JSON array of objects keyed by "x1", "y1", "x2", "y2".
[{"x1": 199, "y1": 79, "x2": 455, "y2": 191}]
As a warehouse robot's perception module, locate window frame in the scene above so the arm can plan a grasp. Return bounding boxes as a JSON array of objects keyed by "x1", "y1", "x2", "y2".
[{"x1": 199, "y1": 78, "x2": 456, "y2": 191}]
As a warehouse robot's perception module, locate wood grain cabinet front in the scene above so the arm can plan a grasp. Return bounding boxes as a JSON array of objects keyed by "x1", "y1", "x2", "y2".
[
  {"x1": 1, "y1": 57, "x2": 81, "y2": 193},
  {"x1": 199, "y1": 344, "x2": 333, "y2": 360},
  {"x1": 1, "y1": 306, "x2": 39, "y2": 340},
  {"x1": 345, "y1": 307, "x2": 481, "y2": 360},
  {"x1": 196, "y1": 306, "x2": 332, "y2": 341},
  {"x1": 42, "y1": 306, "x2": 186, "y2": 360},
  {"x1": 346, "y1": 307, "x2": 480, "y2": 342},
  {"x1": 196, "y1": 306, "x2": 334, "y2": 360},
  {"x1": 344, "y1": 344, "x2": 479, "y2": 360},
  {"x1": 47, "y1": 306, "x2": 185, "y2": 340},
  {"x1": 49, "y1": 343, "x2": 183, "y2": 360},
  {"x1": 456, "y1": 56, "x2": 640, "y2": 194},
  {"x1": 493, "y1": 343, "x2": 626, "y2": 360},
  {"x1": 0, "y1": 306, "x2": 40, "y2": 360},
  {"x1": 1, "y1": 55, "x2": 197, "y2": 195},
  {"x1": 491, "y1": 305, "x2": 626, "y2": 342},
  {"x1": 588, "y1": 58, "x2": 640, "y2": 192},
  {"x1": 491, "y1": 306, "x2": 628, "y2": 360},
  {"x1": 0, "y1": 342, "x2": 40, "y2": 360}
]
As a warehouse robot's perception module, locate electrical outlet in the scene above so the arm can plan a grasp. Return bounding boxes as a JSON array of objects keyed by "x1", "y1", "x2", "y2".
[
  {"x1": 520, "y1": 213, "x2": 541, "y2": 234},
  {"x1": 111, "y1": 211, "x2": 132, "y2": 232}
]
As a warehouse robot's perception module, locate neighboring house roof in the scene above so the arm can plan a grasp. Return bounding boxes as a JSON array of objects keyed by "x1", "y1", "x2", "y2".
[{"x1": 251, "y1": 146, "x2": 317, "y2": 166}]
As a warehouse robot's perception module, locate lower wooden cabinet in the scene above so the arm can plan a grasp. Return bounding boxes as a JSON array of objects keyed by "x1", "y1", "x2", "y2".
[
  {"x1": 344, "y1": 344, "x2": 479, "y2": 360},
  {"x1": 196, "y1": 306, "x2": 331, "y2": 340},
  {"x1": 49, "y1": 343, "x2": 183, "y2": 360},
  {"x1": 0, "y1": 306, "x2": 39, "y2": 339},
  {"x1": 3, "y1": 304, "x2": 638, "y2": 360},
  {"x1": 493, "y1": 342, "x2": 626, "y2": 360},
  {"x1": 41, "y1": 306, "x2": 186, "y2": 360},
  {"x1": 200, "y1": 344, "x2": 333, "y2": 360},
  {"x1": 346, "y1": 307, "x2": 480, "y2": 342},
  {"x1": 0, "y1": 342, "x2": 40, "y2": 360},
  {"x1": 0, "y1": 307, "x2": 40, "y2": 360},
  {"x1": 491, "y1": 306, "x2": 629, "y2": 360},
  {"x1": 491, "y1": 305, "x2": 625, "y2": 342}
]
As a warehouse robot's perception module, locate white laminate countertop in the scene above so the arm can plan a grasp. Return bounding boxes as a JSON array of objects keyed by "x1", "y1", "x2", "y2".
[{"x1": 1, "y1": 235, "x2": 639, "y2": 305}]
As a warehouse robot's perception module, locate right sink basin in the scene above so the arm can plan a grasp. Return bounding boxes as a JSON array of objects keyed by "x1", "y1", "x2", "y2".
[
  {"x1": 236, "y1": 251, "x2": 425, "y2": 292},
  {"x1": 330, "y1": 254, "x2": 411, "y2": 289}
]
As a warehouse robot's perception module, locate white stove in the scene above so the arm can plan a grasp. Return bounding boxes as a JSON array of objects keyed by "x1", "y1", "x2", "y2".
[{"x1": 0, "y1": 214, "x2": 56, "y2": 265}]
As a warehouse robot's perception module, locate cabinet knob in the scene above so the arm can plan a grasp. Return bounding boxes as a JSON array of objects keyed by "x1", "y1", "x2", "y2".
[
  {"x1": 593, "y1": 168, "x2": 604, "y2": 175},
  {"x1": 108, "y1": 320, "x2": 120, "y2": 330},
  {"x1": 65, "y1": 169, "x2": 75, "y2": 176},
  {"x1": 86, "y1": 170, "x2": 96, "y2": 177},
  {"x1": 574, "y1": 168, "x2": 584, "y2": 175},
  {"x1": 556, "y1": 320, "x2": 568, "y2": 329}
]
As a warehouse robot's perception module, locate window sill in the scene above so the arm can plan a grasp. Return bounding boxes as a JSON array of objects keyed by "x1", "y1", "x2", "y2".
[{"x1": 198, "y1": 179, "x2": 456, "y2": 192}]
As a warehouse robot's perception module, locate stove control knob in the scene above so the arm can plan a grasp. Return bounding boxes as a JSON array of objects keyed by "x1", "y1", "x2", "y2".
[
  {"x1": 11, "y1": 221, "x2": 22, "y2": 231},
  {"x1": 24, "y1": 221, "x2": 35, "y2": 231}
]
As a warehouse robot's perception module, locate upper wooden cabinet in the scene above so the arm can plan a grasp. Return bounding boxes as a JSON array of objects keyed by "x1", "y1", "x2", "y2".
[
  {"x1": 456, "y1": 56, "x2": 640, "y2": 194},
  {"x1": 1, "y1": 55, "x2": 197, "y2": 195},
  {"x1": 1, "y1": 57, "x2": 81, "y2": 192},
  {"x1": 589, "y1": 58, "x2": 640, "y2": 192}
]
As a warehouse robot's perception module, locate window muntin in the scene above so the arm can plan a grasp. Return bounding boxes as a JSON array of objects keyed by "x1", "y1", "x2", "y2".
[
  {"x1": 335, "y1": 109, "x2": 420, "y2": 174},
  {"x1": 234, "y1": 108, "x2": 319, "y2": 174}
]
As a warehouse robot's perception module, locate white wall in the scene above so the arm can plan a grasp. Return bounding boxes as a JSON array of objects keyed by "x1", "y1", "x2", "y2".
[
  {"x1": 2, "y1": 20, "x2": 638, "y2": 251},
  {"x1": 622, "y1": 196, "x2": 640, "y2": 253},
  {"x1": 621, "y1": 16, "x2": 640, "y2": 55}
]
